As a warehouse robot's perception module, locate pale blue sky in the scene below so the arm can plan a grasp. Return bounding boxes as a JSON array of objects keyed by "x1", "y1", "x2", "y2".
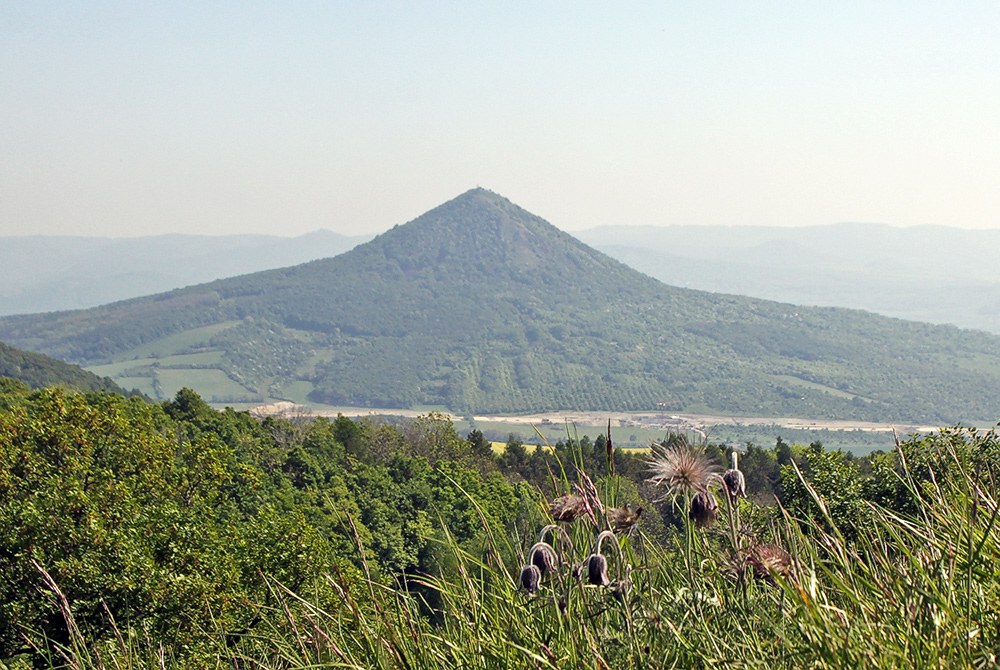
[{"x1": 2, "y1": 1, "x2": 998, "y2": 237}]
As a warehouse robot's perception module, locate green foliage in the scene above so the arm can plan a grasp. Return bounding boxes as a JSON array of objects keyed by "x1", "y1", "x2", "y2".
[
  {"x1": 0, "y1": 341, "x2": 137, "y2": 396},
  {"x1": 24, "y1": 424, "x2": 1000, "y2": 669},
  {"x1": 0, "y1": 386, "x2": 537, "y2": 661},
  {"x1": 779, "y1": 448, "x2": 868, "y2": 541}
]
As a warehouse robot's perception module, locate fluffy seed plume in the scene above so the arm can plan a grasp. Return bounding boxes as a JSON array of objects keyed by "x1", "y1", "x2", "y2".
[
  {"x1": 746, "y1": 544, "x2": 792, "y2": 583},
  {"x1": 549, "y1": 494, "x2": 589, "y2": 523},
  {"x1": 646, "y1": 438, "x2": 719, "y2": 500},
  {"x1": 607, "y1": 504, "x2": 643, "y2": 535}
]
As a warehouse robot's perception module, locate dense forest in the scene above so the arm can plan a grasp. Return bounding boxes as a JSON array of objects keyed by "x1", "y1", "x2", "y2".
[
  {"x1": 6, "y1": 190, "x2": 1000, "y2": 423},
  {"x1": 0, "y1": 342, "x2": 137, "y2": 396},
  {"x1": 2, "y1": 381, "x2": 997, "y2": 667}
]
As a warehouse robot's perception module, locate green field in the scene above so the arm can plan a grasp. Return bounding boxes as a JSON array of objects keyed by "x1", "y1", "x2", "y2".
[
  {"x1": 156, "y1": 368, "x2": 257, "y2": 403},
  {"x1": 112, "y1": 321, "x2": 241, "y2": 360},
  {"x1": 87, "y1": 358, "x2": 161, "y2": 376},
  {"x1": 455, "y1": 417, "x2": 901, "y2": 454},
  {"x1": 274, "y1": 380, "x2": 317, "y2": 404}
]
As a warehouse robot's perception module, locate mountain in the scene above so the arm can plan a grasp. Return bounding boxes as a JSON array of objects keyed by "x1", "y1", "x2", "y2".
[
  {"x1": 0, "y1": 230, "x2": 372, "y2": 316},
  {"x1": 575, "y1": 223, "x2": 1000, "y2": 334},
  {"x1": 0, "y1": 341, "x2": 135, "y2": 395},
  {"x1": 3, "y1": 188, "x2": 1000, "y2": 424}
]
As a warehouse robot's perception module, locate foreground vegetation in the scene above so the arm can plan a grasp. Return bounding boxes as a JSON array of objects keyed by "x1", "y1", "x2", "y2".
[{"x1": 1, "y1": 381, "x2": 998, "y2": 668}]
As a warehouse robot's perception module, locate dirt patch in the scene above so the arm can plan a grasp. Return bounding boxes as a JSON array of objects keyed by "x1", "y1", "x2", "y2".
[{"x1": 248, "y1": 402, "x2": 939, "y2": 435}]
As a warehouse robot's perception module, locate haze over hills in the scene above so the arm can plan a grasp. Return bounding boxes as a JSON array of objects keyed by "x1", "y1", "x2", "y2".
[
  {"x1": 3, "y1": 188, "x2": 1000, "y2": 424},
  {"x1": 6, "y1": 221, "x2": 1000, "y2": 335},
  {"x1": 0, "y1": 230, "x2": 372, "y2": 316},
  {"x1": 575, "y1": 223, "x2": 1000, "y2": 334}
]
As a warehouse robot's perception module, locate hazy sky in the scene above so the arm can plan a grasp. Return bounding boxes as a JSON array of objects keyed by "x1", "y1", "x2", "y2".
[{"x1": 2, "y1": 2, "x2": 998, "y2": 238}]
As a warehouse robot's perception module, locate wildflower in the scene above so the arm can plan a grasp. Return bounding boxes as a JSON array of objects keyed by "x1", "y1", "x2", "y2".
[
  {"x1": 646, "y1": 437, "x2": 719, "y2": 501},
  {"x1": 607, "y1": 504, "x2": 643, "y2": 535},
  {"x1": 722, "y1": 451, "x2": 746, "y2": 500},
  {"x1": 586, "y1": 553, "x2": 610, "y2": 586},
  {"x1": 549, "y1": 494, "x2": 589, "y2": 522},
  {"x1": 577, "y1": 530, "x2": 617, "y2": 587},
  {"x1": 518, "y1": 564, "x2": 542, "y2": 594},
  {"x1": 528, "y1": 541, "x2": 558, "y2": 576},
  {"x1": 689, "y1": 490, "x2": 719, "y2": 527}
]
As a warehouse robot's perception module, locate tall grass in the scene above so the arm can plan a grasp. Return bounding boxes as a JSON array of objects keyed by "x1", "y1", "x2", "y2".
[{"x1": 19, "y1": 434, "x2": 1000, "y2": 669}]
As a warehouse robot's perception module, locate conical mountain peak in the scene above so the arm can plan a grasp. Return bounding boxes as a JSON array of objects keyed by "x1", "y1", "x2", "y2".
[
  {"x1": 4, "y1": 189, "x2": 1000, "y2": 423},
  {"x1": 340, "y1": 187, "x2": 633, "y2": 289}
]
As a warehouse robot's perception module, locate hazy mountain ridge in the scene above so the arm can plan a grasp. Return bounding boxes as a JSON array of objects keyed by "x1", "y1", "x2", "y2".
[
  {"x1": 3, "y1": 189, "x2": 1000, "y2": 424},
  {"x1": 0, "y1": 230, "x2": 373, "y2": 316},
  {"x1": 574, "y1": 223, "x2": 1000, "y2": 333},
  {"x1": 6, "y1": 220, "x2": 1000, "y2": 332}
]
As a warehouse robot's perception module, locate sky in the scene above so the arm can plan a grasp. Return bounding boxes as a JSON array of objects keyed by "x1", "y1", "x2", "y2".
[{"x1": 2, "y1": 1, "x2": 998, "y2": 238}]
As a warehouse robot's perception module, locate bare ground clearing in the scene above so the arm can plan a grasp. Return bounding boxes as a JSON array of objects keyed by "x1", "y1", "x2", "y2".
[{"x1": 248, "y1": 401, "x2": 939, "y2": 436}]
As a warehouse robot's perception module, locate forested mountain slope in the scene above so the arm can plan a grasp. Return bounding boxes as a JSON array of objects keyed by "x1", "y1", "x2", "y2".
[
  {"x1": 0, "y1": 341, "x2": 134, "y2": 395},
  {"x1": 2, "y1": 189, "x2": 1000, "y2": 424}
]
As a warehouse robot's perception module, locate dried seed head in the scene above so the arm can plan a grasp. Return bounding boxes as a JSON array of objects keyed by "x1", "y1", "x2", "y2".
[
  {"x1": 518, "y1": 564, "x2": 542, "y2": 594},
  {"x1": 646, "y1": 440, "x2": 719, "y2": 500},
  {"x1": 549, "y1": 494, "x2": 588, "y2": 522},
  {"x1": 586, "y1": 553, "x2": 610, "y2": 586},
  {"x1": 529, "y1": 542, "x2": 558, "y2": 576},
  {"x1": 747, "y1": 544, "x2": 792, "y2": 582},
  {"x1": 689, "y1": 490, "x2": 719, "y2": 527},
  {"x1": 607, "y1": 504, "x2": 643, "y2": 534}
]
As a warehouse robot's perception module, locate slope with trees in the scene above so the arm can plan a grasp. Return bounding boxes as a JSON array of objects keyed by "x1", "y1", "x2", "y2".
[{"x1": 4, "y1": 189, "x2": 1000, "y2": 423}]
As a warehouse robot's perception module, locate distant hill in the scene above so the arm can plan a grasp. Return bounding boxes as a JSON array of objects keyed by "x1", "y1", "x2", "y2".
[
  {"x1": 9, "y1": 219, "x2": 1000, "y2": 335},
  {"x1": 0, "y1": 230, "x2": 372, "y2": 316},
  {"x1": 3, "y1": 188, "x2": 1000, "y2": 424},
  {"x1": 0, "y1": 341, "x2": 134, "y2": 395},
  {"x1": 575, "y1": 223, "x2": 1000, "y2": 334}
]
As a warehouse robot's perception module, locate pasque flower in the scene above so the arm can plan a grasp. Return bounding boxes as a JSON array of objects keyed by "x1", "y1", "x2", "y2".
[
  {"x1": 646, "y1": 438, "x2": 719, "y2": 501},
  {"x1": 689, "y1": 489, "x2": 719, "y2": 527},
  {"x1": 722, "y1": 451, "x2": 746, "y2": 500}
]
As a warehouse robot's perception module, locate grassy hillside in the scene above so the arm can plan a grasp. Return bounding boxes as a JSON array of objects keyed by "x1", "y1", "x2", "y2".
[{"x1": 3, "y1": 189, "x2": 1000, "y2": 424}]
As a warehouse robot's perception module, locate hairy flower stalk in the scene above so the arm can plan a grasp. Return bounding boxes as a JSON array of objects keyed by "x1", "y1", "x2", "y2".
[
  {"x1": 577, "y1": 530, "x2": 619, "y2": 587},
  {"x1": 529, "y1": 541, "x2": 558, "y2": 576},
  {"x1": 718, "y1": 451, "x2": 747, "y2": 588}
]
